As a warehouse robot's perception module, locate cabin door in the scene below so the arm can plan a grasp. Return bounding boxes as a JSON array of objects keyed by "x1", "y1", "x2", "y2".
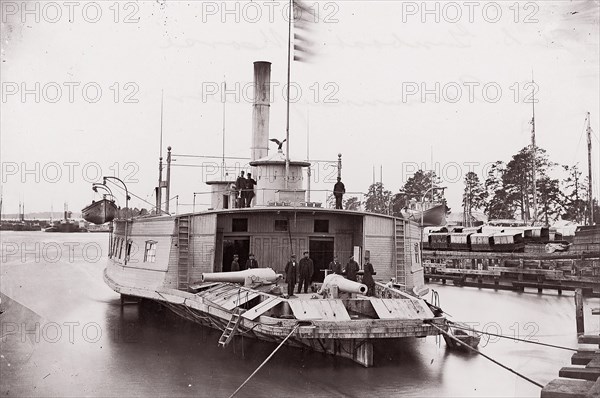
[
  {"x1": 309, "y1": 238, "x2": 334, "y2": 283},
  {"x1": 222, "y1": 237, "x2": 250, "y2": 272}
]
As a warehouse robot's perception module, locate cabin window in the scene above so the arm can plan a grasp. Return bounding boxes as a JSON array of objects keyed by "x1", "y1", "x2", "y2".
[
  {"x1": 111, "y1": 236, "x2": 120, "y2": 258},
  {"x1": 314, "y1": 220, "x2": 329, "y2": 233},
  {"x1": 118, "y1": 238, "x2": 124, "y2": 259},
  {"x1": 232, "y1": 218, "x2": 248, "y2": 232},
  {"x1": 274, "y1": 219, "x2": 288, "y2": 232},
  {"x1": 144, "y1": 240, "x2": 157, "y2": 263},
  {"x1": 126, "y1": 240, "x2": 133, "y2": 259}
]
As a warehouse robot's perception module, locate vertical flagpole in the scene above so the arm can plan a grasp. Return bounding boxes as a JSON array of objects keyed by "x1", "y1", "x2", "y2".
[
  {"x1": 531, "y1": 72, "x2": 538, "y2": 223},
  {"x1": 285, "y1": 0, "x2": 292, "y2": 189},
  {"x1": 586, "y1": 112, "x2": 593, "y2": 225}
]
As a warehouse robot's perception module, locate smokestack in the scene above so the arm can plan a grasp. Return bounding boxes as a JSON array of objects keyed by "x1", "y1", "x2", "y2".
[{"x1": 251, "y1": 61, "x2": 271, "y2": 162}]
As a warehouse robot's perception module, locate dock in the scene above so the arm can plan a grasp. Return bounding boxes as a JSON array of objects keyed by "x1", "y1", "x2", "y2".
[
  {"x1": 423, "y1": 251, "x2": 600, "y2": 297},
  {"x1": 541, "y1": 289, "x2": 600, "y2": 398}
]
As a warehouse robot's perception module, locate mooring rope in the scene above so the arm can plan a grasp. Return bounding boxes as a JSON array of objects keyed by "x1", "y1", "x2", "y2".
[
  {"x1": 448, "y1": 322, "x2": 579, "y2": 352},
  {"x1": 229, "y1": 324, "x2": 301, "y2": 398},
  {"x1": 428, "y1": 323, "x2": 544, "y2": 388}
]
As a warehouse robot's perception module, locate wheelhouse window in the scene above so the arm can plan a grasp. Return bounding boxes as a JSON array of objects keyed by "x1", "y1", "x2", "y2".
[
  {"x1": 314, "y1": 220, "x2": 329, "y2": 233},
  {"x1": 144, "y1": 240, "x2": 157, "y2": 263},
  {"x1": 232, "y1": 218, "x2": 248, "y2": 232},
  {"x1": 274, "y1": 219, "x2": 288, "y2": 232}
]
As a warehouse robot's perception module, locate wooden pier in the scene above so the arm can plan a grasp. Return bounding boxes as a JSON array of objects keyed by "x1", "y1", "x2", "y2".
[
  {"x1": 423, "y1": 251, "x2": 600, "y2": 297},
  {"x1": 541, "y1": 289, "x2": 600, "y2": 398}
]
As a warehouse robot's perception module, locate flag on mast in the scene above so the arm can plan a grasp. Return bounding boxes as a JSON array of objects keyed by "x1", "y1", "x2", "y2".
[{"x1": 292, "y1": 0, "x2": 317, "y2": 62}]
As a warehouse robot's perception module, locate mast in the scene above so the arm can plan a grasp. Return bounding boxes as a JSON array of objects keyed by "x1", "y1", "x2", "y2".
[
  {"x1": 306, "y1": 109, "x2": 310, "y2": 202},
  {"x1": 284, "y1": 0, "x2": 292, "y2": 189},
  {"x1": 587, "y1": 112, "x2": 594, "y2": 225},
  {"x1": 157, "y1": 90, "x2": 164, "y2": 214},
  {"x1": 222, "y1": 79, "x2": 226, "y2": 180},
  {"x1": 530, "y1": 74, "x2": 538, "y2": 223},
  {"x1": 166, "y1": 146, "x2": 172, "y2": 214}
]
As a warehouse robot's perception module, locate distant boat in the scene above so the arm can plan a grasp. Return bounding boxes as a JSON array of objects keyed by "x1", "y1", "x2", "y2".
[
  {"x1": 44, "y1": 221, "x2": 87, "y2": 233},
  {"x1": 44, "y1": 205, "x2": 87, "y2": 233},
  {"x1": 403, "y1": 201, "x2": 447, "y2": 226},
  {"x1": 82, "y1": 198, "x2": 118, "y2": 225}
]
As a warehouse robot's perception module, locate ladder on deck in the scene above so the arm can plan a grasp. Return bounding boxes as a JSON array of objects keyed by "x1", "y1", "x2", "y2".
[
  {"x1": 218, "y1": 309, "x2": 243, "y2": 347},
  {"x1": 177, "y1": 216, "x2": 191, "y2": 290},
  {"x1": 394, "y1": 219, "x2": 407, "y2": 287}
]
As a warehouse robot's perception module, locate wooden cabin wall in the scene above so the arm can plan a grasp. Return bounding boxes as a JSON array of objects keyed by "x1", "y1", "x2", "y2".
[
  {"x1": 214, "y1": 212, "x2": 360, "y2": 274},
  {"x1": 402, "y1": 220, "x2": 424, "y2": 290},
  {"x1": 188, "y1": 214, "x2": 217, "y2": 282},
  {"x1": 110, "y1": 218, "x2": 176, "y2": 289},
  {"x1": 363, "y1": 215, "x2": 395, "y2": 281}
]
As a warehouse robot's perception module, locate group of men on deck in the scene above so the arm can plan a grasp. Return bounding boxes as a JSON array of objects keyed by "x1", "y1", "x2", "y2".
[
  {"x1": 283, "y1": 252, "x2": 376, "y2": 297},
  {"x1": 230, "y1": 253, "x2": 259, "y2": 272},
  {"x1": 234, "y1": 171, "x2": 257, "y2": 208},
  {"x1": 229, "y1": 250, "x2": 376, "y2": 297}
]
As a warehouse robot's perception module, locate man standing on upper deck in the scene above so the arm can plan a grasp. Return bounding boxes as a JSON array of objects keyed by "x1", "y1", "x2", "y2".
[
  {"x1": 244, "y1": 173, "x2": 257, "y2": 208},
  {"x1": 284, "y1": 254, "x2": 298, "y2": 297},
  {"x1": 246, "y1": 253, "x2": 258, "y2": 269},
  {"x1": 345, "y1": 255, "x2": 359, "y2": 282},
  {"x1": 298, "y1": 251, "x2": 314, "y2": 294},
  {"x1": 235, "y1": 171, "x2": 246, "y2": 209},
  {"x1": 333, "y1": 177, "x2": 346, "y2": 209}
]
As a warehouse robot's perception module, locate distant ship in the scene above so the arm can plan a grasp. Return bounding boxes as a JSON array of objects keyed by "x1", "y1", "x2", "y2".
[{"x1": 45, "y1": 205, "x2": 87, "y2": 233}]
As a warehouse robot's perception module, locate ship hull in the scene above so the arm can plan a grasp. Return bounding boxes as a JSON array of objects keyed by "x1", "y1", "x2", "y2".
[{"x1": 104, "y1": 268, "x2": 445, "y2": 367}]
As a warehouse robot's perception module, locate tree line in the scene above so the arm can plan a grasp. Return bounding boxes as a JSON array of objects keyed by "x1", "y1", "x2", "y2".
[{"x1": 342, "y1": 145, "x2": 598, "y2": 226}]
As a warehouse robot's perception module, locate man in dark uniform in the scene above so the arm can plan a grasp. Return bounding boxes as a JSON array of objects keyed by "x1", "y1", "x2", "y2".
[
  {"x1": 244, "y1": 173, "x2": 257, "y2": 208},
  {"x1": 231, "y1": 254, "x2": 240, "y2": 272},
  {"x1": 328, "y1": 255, "x2": 342, "y2": 275},
  {"x1": 345, "y1": 255, "x2": 359, "y2": 281},
  {"x1": 235, "y1": 171, "x2": 246, "y2": 208},
  {"x1": 298, "y1": 251, "x2": 314, "y2": 294},
  {"x1": 362, "y1": 255, "x2": 376, "y2": 296},
  {"x1": 284, "y1": 254, "x2": 298, "y2": 297},
  {"x1": 245, "y1": 253, "x2": 258, "y2": 269},
  {"x1": 333, "y1": 177, "x2": 345, "y2": 209}
]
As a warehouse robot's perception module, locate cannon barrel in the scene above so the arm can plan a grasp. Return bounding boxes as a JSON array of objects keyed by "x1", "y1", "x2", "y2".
[
  {"x1": 319, "y1": 274, "x2": 368, "y2": 295},
  {"x1": 200, "y1": 268, "x2": 280, "y2": 284}
]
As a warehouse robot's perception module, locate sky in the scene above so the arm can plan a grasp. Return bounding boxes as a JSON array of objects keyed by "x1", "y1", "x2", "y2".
[{"x1": 1, "y1": 0, "x2": 599, "y2": 215}]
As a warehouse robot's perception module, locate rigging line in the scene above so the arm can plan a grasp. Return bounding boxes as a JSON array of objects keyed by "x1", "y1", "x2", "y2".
[
  {"x1": 229, "y1": 324, "x2": 301, "y2": 398},
  {"x1": 572, "y1": 117, "x2": 589, "y2": 163},
  {"x1": 428, "y1": 323, "x2": 544, "y2": 388},
  {"x1": 448, "y1": 322, "x2": 578, "y2": 352},
  {"x1": 173, "y1": 154, "x2": 251, "y2": 160},
  {"x1": 105, "y1": 181, "x2": 159, "y2": 210}
]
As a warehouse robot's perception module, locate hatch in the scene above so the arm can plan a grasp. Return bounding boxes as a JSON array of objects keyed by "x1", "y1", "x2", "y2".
[
  {"x1": 241, "y1": 296, "x2": 283, "y2": 321},
  {"x1": 287, "y1": 299, "x2": 351, "y2": 321},
  {"x1": 369, "y1": 298, "x2": 434, "y2": 320}
]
